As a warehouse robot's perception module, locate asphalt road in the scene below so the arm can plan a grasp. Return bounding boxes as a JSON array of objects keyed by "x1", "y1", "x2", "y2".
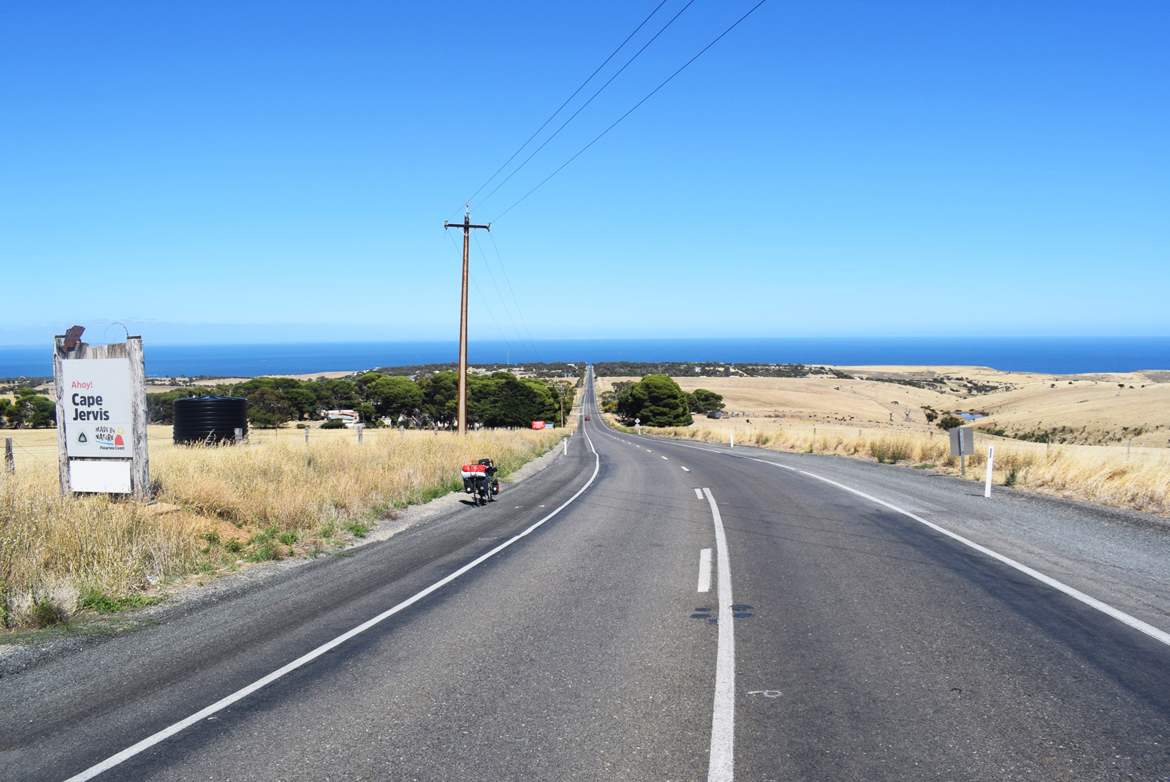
[{"x1": 3, "y1": 369, "x2": 1169, "y2": 781}]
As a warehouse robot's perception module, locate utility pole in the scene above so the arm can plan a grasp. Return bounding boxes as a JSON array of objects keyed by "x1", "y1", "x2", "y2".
[{"x1": 444, "y1": 203, "x2": 490, "y2": 435}]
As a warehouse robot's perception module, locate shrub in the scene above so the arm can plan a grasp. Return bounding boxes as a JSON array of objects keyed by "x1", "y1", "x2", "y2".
[
  {"x1": 937, "y1": 415, "x2": 965, "y2": 431},
  {"x1": 32, "y1": 597, "x2": 68, "y2": 628}
]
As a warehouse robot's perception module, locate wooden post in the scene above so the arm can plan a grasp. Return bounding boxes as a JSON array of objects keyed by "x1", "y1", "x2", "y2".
[
  {"x1": 53, "y1": 339, "x2": 69, "y2": 496},
  {"x1": 304, "y1": 426, "x2": 309, "y2": 445},
  {"x1": 443, "y1": 205, "x2": 490, "y2": 436},
  {"x1": 4, "y1": 438, "x2": 13, "y2": 475},
  {"x1": 127, "y1": 337, "x2": 150, "y2": 500},
  {"x1": 357, "y1": 423, "x2": 364, "y2": 444}
]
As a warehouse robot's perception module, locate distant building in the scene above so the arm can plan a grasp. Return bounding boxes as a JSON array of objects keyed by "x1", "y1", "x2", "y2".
[{"x1": 324, "y1": 409, "x2": 360, "y2": 428}]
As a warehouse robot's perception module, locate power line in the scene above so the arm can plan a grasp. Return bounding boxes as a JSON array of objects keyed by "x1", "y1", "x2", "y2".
[
  {"x1": 492, "y1": 0, "x2": 770, "y2": 223},
  {"x1": 473, "y1": 232, "x2": 539, "y2": 364},
  {"x1": 474, "y1": 0, "x2": 696, "y2": 213},
  {"x1": 469, "y1": 274, "x2": 515, "y2": 365},
  {"x1": 449, "y1": 0, "x2": 673, "y2": 222},
  {"x1": 486, "y1": 230, "x2": 542, "y2": 364}
]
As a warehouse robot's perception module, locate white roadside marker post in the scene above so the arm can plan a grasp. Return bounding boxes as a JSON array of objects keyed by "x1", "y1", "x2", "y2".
[
  {"x1": 984, "y1": 445, "x2": 995, "y2": 498},
  {"x1": 730, "y1": 429, "x2": 734, "y2": 448}
]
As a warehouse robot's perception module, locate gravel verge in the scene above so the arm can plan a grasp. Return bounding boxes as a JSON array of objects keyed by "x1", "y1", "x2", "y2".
[{"x1": 0, "y1": 438, "x2": 570, "y2": 677}]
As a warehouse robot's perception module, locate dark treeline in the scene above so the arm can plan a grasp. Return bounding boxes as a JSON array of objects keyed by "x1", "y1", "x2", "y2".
[
  {"x1": 148, "y1": 371, "x2": 578, "y2": 430},
  {"x1": 593, "y1": 361, "x2": 846, "y2": 378},
  {"x1": 0, "y1": 388, "x2": 56, "y2": 429}
]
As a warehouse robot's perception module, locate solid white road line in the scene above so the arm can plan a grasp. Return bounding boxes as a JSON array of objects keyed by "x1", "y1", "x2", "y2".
[
  {"x1": 703, "y1": 487, "x2": 735, "y2": 782},
  {"x1": 697, "y1": 548, "x2": 713, "y2": 593},
  {"x1": 65, "y1": 430, "x2": 604, "y2": 782},
  {"x1": 790, "y1": 467, "x2": 1170, "y2": 648}
]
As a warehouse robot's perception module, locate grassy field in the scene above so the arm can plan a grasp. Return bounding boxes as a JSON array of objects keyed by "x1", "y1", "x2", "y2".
[
  {"x1": 599, "y1": 367, "x2": 1170, "y2": 446},
  {"x1": 598, "y1": 367, "x2": 1170, "y2": 518},
  {"x1": 1, "y1": 424, "x2": 563, "y2": 631}
]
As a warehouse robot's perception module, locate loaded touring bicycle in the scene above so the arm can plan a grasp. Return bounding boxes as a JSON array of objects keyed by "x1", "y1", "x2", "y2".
[{"x1": 460, "y1": 458, "x2": 500, "y2": 506}]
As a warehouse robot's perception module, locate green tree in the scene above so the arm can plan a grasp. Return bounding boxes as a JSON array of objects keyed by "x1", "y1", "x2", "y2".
[
  {"x1": 285, "y1": 387, "x2": 319, "y2": 421},
  {"x1": 617, "y1": 375, "x2": 693, "y2": 427},
  {"x1": 937, "y1": 415, "x2": 965, "y2": 431},
  {"x1": 481, "y1": 375, "x2": 556, "y2": 428},
  {"x1": 355, "y1": 402, "x2": 378, "y2": 426},
  {"x1": 545, "y1": 381, "x2": 576, "y2": 426},
  {"x1": 367, "y1": 376, "x2": 423, "y2": 421},
  {"x1": 422, "y1": 372, "x2": 459, "y2": 425},
  {"x1": 5, "y1": 397, "x2": 27, "y2": 428},
  {"x1": 692, "y1": 388, "x2": 724, "y2": 413},
  {"x1": 247, "y1": 388, "x2": 292, "y2": 428},
  {"x1": 355, "y1": 372, "x2": 387, "y2": 389},
  {"x1": 26, "y1": 396, "x2": 57, "y2": 428}
]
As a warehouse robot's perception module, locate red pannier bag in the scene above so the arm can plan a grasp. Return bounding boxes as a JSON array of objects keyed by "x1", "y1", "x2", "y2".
[{"x1": 460, "y1": 464, "x2": 487, "y2": 479}]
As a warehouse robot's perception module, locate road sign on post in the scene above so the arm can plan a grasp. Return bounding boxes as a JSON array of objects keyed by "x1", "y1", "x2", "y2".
[
  {"x1": 53, "y1": 330, "x2": 150, "y2": 499},
  {"x1": 949, "y1": 426, "x2": 975, "y2": 477}
]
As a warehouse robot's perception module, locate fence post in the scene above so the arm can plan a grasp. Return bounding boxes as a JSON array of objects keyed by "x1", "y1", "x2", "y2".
[
  {"x1": 305, "y1": 426, "x2": 309, "y2": 444},
  {"x1": 357, "y1": 423, "x2": 364, "y2": 444},
  {"x1": 4, "y1": 438, "x2": 13, "y2": 474},
  {"x1": 234, "y1": 428, "x2": 244, "y2": 445}
]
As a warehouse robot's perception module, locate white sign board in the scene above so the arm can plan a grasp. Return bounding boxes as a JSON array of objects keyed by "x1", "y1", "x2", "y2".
[
  {"x1": 69, "y1": 459, "x2": 132, "y2": 493},
  {"x1": 60, "y1": 358, "x2": 133, "y2": 458}
]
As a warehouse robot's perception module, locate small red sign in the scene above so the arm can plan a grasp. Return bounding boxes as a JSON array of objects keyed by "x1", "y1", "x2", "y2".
[{"x1": 531, "y1": 421, "x2": 545, "y2": 429}]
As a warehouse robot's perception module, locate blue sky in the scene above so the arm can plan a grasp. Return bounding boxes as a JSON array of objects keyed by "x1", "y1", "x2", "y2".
[{"x1": 2, "y1": 1, "x2": 1167, "y2": 347}]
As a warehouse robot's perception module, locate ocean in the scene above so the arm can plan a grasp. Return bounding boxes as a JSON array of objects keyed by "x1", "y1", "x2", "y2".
[{"x1": 1, "y1": 337, "x2": 1168, "y2": 380}]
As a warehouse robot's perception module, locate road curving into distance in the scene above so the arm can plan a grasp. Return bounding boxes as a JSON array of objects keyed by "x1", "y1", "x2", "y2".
[{"x1": 2, "y1": 365, "x2": 1169, "y2": 780}]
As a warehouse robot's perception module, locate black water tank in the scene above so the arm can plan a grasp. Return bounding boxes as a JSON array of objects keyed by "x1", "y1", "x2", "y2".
[{"x1": 173, "y1": 396, "x2": 248, "y2": 444}]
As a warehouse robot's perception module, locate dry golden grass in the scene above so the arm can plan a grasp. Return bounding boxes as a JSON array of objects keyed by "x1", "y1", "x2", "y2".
[
  {"x1": 599, "y1": 366, "x2": 1170, "y2": 445},
  {"x1": 624, "y1": 418, "x2": 1170, "y2": 516},
  {"x1": 599, "y1": 366, "x2": 1170, "y2": 519},
  {"x1": 0, "y1": 426, "x2": 560, "y2": 631}
]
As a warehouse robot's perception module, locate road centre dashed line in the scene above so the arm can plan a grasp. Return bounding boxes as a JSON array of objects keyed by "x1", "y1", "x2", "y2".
[
  {"x1": 650, "y1": 437, "x2": 1170, "y2": 649},
  {"x1": 697, "y1": 548, "x2": 713, "y2": 593}
]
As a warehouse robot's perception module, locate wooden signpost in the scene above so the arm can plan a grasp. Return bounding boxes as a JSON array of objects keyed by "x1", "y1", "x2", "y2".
[{"x1": 53, "y1": 330, "x2": 150, "y2": 500}]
